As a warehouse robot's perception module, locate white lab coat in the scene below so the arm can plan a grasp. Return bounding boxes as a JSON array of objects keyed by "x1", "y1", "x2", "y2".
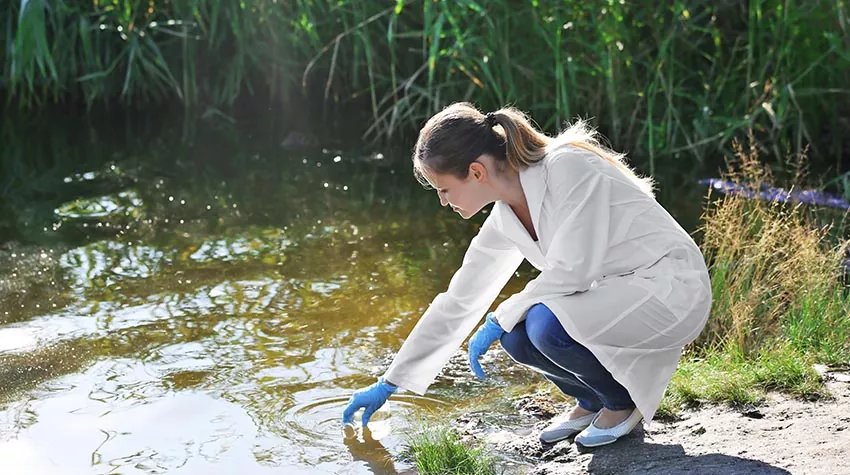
[{"x1": 384, "y1": 137, "x2": 713, "y2": 423}]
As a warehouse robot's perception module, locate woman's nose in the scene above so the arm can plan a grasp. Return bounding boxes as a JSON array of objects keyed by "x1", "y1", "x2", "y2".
[{"x1": 439, "y1": 193, "x2": 448, "y2": 207}]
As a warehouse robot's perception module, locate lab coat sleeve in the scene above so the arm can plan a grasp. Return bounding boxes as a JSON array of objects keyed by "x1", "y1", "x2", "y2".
[
  {"x1": 493, "y1": 152, "x2": 612, "y2": 333},
  {"x1": 383, "y1": 214, "x2": 525, "y2": 395}
]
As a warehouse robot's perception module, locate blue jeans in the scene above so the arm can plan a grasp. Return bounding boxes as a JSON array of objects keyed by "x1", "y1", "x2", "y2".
[{"x1": 500, "y1": 303, "x2": 635, "y2": 412}]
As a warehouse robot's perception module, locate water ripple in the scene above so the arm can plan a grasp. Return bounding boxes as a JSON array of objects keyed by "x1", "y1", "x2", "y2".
[{"x1": 276, "y1": 393, "x2": 443, "y2": 442}]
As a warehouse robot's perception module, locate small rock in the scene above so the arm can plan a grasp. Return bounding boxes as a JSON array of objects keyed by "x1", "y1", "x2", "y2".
[
  {"x1": 762, "y1": 423, "x2": 791, "y2": 432},
  {"x1": 742, "y1": 409, "x2": 764, "y2": 419},
  {"x1": 691, "y1": 426, "x2": 706, "y2": 436},
  {"x1": 513, "y1": 393, "x2": 563, "y2": 419},
  {"x1": 483, "y1": 429, "x2": 519, "y2": 445},
  {"x1": 540, "y1": 440, "x2": 574, "y2": 461},
  {"x1": 500, "y1": 433, "x2": 547, "y2": 459}
]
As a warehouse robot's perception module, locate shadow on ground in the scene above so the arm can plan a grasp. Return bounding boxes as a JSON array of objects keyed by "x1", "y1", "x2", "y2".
[{"x1": 572, "y1": 429, "x2": 791, "y2": 475}]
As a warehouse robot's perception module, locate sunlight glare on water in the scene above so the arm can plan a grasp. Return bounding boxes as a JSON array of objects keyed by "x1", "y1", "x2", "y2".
[{"x1": 0, "y1": 135, "x2": 533, "y2": 474}]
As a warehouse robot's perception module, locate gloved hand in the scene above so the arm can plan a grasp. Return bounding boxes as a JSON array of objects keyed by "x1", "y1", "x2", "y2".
[
  {"x1": 342, "y1": 377, "x2": 398, "y2": 427},
  {"x1": 468, "y1": 313, "x2": 505, "y2": 379}
]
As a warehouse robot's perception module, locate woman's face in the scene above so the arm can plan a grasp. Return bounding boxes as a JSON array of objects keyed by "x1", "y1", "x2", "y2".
[{"x1": 422, "y1": 161, "x2": 492, "y2": 219}]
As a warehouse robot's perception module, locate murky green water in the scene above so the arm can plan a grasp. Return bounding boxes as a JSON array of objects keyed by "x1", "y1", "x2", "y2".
[
  {"x1": 0, "y1": 118, "x2": 704, "y2": 474},
  {"x1": 0, "y1": 123, "x2": 554, "y2": 474}
]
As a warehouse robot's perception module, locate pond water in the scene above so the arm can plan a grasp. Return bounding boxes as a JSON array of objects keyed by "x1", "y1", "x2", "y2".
[{"x1": 0, "y1": 119, "x2": 703, "y2": 474}]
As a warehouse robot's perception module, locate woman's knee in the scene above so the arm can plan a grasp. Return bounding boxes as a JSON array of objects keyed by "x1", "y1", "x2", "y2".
[
  {"x1": 499, "y1": 322, "x2": 534, "y2": 364},
  {"x1": 525, "y1": 303, "x2": 576, "y2": 354}
]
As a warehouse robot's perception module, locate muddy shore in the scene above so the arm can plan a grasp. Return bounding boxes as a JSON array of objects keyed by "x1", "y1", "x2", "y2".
[{"x1": 455, "y1": 376, "x2": 850, "y2": 475}]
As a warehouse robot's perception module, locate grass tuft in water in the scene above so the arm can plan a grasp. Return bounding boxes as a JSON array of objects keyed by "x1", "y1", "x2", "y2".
[{"x1": 402, "y1": 426, "x2": 497, "y2": 475}]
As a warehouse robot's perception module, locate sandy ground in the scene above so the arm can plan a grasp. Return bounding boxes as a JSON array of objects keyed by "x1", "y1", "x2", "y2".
[{"x1": 457, "y1": 374, "x2": 850, "y2": 475}]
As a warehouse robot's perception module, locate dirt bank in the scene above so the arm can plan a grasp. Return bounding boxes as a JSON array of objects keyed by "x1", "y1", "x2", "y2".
[{"x1": 456, "y1": 375, "x2": 850, "y2": 475}]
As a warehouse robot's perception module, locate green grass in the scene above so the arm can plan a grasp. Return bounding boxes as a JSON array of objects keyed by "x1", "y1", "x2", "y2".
[
  {"x1": 782, "y1": 284, "x2": 850, "y2": 366},
  {"x1": 659, "y1": 139, "x2": 850, "y2": 418},
  {"x1": 3, "y1": 0, "x2": 849, "y2": 168},
  {"x1": 402, "y1": 426, "x2": 497, "y2": 475},
  {"x1": 697, "y1": 141, "x2": 850, "y2": 358},
  {"x1": 663, "y1": 342, "x2": 826, "y2": 415}
]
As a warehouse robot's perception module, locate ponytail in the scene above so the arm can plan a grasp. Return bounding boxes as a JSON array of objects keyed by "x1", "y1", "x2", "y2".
[{"x1": 487, "y1": 107, "x2": 551, "y2": 171}]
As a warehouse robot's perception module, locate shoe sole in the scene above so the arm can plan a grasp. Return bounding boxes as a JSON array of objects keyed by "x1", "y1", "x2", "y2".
[{"x1": 575, "y1": 436, "x2": 620, "y2": 448}]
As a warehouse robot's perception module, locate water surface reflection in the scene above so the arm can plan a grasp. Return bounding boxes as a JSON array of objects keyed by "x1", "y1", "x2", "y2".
[{"x1": 0, "y1": 129, "x2": 537, "y2": 473}]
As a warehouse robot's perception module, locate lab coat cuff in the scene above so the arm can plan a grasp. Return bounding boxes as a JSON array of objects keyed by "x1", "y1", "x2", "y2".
[{"x1": 381, "y1": 374, "x2": 428, "y2": 396}]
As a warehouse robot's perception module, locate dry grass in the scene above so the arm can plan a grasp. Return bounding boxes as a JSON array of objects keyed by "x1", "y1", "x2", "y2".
[
  {"x1": 663, "y1": 137, "x2": 850, "y2": 416},
  {"x1": 695, "y1": 137, "x2": 850, "y2": 358}
]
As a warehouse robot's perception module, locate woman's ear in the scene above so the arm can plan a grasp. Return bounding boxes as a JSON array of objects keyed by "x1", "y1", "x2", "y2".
[{"x1": 469, "y1": 161, "x2": 486, "y2": 181}]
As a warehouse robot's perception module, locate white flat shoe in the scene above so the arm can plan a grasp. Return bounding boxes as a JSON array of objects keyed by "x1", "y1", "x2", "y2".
[
  {"x1": 539, "y1": 409, "x2": 600, "y2": 444},
  {"x1": 574, "y1": 408, "x2": 643, "y2": 448}
]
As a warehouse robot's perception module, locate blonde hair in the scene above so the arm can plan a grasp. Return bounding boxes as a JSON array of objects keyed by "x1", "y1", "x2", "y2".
[{"x1": 413, "y1": 102, "x2": 654, "y2": 197}]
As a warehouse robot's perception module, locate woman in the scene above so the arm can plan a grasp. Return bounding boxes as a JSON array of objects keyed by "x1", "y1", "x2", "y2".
[{"x1": 342, "y1": 103, "x2": 712, "y2": 447}]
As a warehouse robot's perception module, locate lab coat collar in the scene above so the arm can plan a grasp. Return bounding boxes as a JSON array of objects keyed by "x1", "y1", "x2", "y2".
[
  {"x1": 495, "y1": 159, "x2": 548, "y2": 248},
  {"x1": 521, "y1": 159, "x2": 547, "y2": 236}
]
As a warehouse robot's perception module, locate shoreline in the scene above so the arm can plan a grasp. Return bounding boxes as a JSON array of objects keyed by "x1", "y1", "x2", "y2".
[{"x1": 452, "y1": 378, "x2": 850, "y2": 475}]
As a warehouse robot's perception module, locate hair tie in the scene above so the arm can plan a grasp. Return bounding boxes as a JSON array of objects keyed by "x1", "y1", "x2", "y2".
[{"x1": 485, "y1": 112, "x2": 497, "y2": 127}]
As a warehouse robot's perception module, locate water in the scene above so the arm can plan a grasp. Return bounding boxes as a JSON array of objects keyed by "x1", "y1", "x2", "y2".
[{"x1": 0, "y1": 121, "x2": 554, "y2": 474}]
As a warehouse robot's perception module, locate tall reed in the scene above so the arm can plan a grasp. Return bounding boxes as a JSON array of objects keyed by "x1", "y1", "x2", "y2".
[{"x1": 3, "y1": 0, "x2": 849, "y2": 167}]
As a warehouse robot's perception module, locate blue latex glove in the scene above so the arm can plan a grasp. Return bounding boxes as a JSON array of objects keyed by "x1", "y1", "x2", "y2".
[
  {"x1": 342, "y1": 377, "x2": 398, "y2": 427},
  {"x1": 468, "y1": 313, "x2": 505, "y2": 379}
]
